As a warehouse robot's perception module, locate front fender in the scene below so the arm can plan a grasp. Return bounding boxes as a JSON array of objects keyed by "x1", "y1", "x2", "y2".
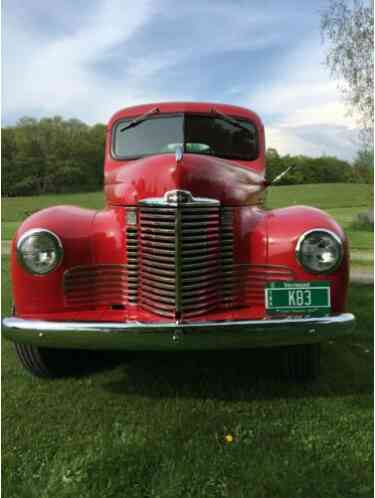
[
  {"x1": 11, "y1": 205, "x2": 98, "y2": 315},
  {"x1": 265, "y1": 206, "x2": 349, "y2": 312}
]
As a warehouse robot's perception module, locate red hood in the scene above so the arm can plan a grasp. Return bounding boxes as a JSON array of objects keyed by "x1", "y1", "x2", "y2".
[{"x1": 105, "y1": 154, "x2": 266, "y2": 206}]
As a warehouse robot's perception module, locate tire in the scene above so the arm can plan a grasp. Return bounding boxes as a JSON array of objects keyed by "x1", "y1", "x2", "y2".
[
  {"x1": 282, "y1": 343, "x2": 321, "y2": 381},
  {"x1": 14, "y1": 343, "x2": 90, "y2": 378}
]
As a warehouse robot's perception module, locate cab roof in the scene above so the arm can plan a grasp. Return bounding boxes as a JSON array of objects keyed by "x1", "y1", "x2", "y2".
[{"x1": 108, "y1": 101, "x2": 263, "y2": 129}]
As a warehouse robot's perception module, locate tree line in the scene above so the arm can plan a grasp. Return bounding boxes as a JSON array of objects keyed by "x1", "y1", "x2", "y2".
[
  {"x1": 1, "y1": 116, "x2": 373, "y2": 197},
  {"x1": 265, "y1": 148, "x2": 373, "y2": 186},
  {"x1": 2, "y1": 117, "x2": 105, "y2": 197}
]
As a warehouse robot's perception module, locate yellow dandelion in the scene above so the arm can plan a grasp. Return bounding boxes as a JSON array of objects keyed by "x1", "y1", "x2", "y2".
[{"x1": 224, "y1": 434, "x2": 234, "y2": 443}]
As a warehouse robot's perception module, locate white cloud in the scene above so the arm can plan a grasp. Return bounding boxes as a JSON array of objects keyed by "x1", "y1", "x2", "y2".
[
  {"x1": 2, "y1": 1, "x2": 279, "y2": 124},
  {"x1": 2, "y1": 0, "x2": 184, "y2": 123},
  {"x1": 267, "y1": 124, "x2": 359, "y2": 159},
  {"x1": 2, "y1": 2, "x2": 361, "y2": 161},
  {"x1": 3, "y1": 1, "x2": 299, "y2": 125},
  {"x1": 246, "y1": 37, "x2": 360, "y2": 160},
  {"x1": 283, "y1": 100, "x2": 355, "y2": 129}
]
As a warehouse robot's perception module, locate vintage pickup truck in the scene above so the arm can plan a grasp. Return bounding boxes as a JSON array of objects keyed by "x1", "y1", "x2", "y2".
[{"x1": 2, "y1": 102, "x2": 355, "y2": 379}]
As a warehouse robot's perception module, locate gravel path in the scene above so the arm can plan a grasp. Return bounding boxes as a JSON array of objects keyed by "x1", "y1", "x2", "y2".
[{"x1": 350, "y1": 269, "x2": 374, "y2": 284}]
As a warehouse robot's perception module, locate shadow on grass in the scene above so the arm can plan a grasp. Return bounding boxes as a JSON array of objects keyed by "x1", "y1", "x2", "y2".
[
  {"x1": 89, "y1": 284, "x2": 374, "y2": 400},
  {"x1": 100, "y1": 342, "x2": 373, "y2": 402},
  {"x1": 62, "y1": 350, "x2": 130, "y2": 378}
]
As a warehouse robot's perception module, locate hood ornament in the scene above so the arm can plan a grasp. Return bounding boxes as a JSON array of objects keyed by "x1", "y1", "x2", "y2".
[
  {"x1": 141, "y1": 189, "x2": 219, "y2": 207},
  {"x1": 175, "y1": 145, "x2": 183, "y2": 163},
  {"x1": 164, "y1": 190, "x2": 193, "y2": 204}
]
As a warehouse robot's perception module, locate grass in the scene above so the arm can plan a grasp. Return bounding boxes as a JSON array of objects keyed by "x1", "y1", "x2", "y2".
[
  {"x1": 350, "y1": 259, "x2": 373, "y2": 272},
  {"x1": 2, "y1": 255, "x2": 373, "y2": 497},
  {"x1": 2, "y1": 183, "x2": 372, "y2": 264},
  {"x1": 3, "y1": 183, "x2": 370, "y2": 223},
  {"x1": 2, "y1": 222, "x2": 20, "y2": 241},
  {"x1": 1, "y1": 191, "x2": 104, "y2": 223},
  {"x1": 266, "y1": 183, "x2": 372, "y2": 210},
  {"x1": 266, "y1": 183, "x2": 373, "y2": 254}
]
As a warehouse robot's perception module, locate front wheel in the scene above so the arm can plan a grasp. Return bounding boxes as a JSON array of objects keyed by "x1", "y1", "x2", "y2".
[
  {"x1": 282, "y1": 343, "x2": 321, "y2": 380},
  {"x1": 14, "y1": 344, "x2": 91, "y2": 378}
]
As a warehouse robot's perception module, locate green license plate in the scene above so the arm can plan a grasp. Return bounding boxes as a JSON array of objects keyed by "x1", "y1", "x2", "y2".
[{"x1": 265, "y1": 281, "x2": 331, "y2": 314}]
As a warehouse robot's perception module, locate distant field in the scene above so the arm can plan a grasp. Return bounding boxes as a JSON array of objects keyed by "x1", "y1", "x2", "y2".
[
  {"x1": 267, "y1": 182, "x2": 372, "y2": 210},
  {"x1": 2, "y1": 183, "x2": 371, "y2": 223},
  {"x1": 266, "y1": 184, "x2": 373, "y2": 253},
  {"x1": 2, "y1": 191, "x2": 104, "y2": 223},
  {"x1": 2, "y1": 183, "x2": 372, "y2": 259}
]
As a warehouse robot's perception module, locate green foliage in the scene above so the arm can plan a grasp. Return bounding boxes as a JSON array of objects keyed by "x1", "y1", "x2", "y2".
[
  {"x1": 2, "y1": 117, "x2": 106, "y2": 197},
  {"x1": 352, "y1": 147, "x2": 374, "y2": 184},
  {"x1": 266, "y1": 149, "x2": 354, "y2": 185},
  {"x1": 321, "y1": 0, "x2": 374, "y2": 145}
]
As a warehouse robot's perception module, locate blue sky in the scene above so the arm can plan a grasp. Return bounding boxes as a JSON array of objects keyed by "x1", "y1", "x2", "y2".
[{"x1": 2, "y1": 0, "x2": 360, "y2": 160}]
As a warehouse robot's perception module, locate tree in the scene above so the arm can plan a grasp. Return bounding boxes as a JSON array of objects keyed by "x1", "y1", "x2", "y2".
[
  {"x1": 265, "y1": 149, "x2": 353, "y2": 185},
  {"x1": 321, "y1": 0, "x2": 374, "y2": 145},
  {"x1": 353, "y1": 148, "x2": 374, "y2": 183},
  {"x1": 2, "y1": 116, "x2": 106, "y2": 197}
]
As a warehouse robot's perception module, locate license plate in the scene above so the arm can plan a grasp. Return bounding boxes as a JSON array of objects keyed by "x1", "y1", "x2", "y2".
[{"x1": 265, "y1": 281, "x2": 331, "y2": 314}]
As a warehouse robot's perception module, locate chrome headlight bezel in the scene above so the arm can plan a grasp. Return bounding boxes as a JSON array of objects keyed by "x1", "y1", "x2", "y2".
[
  {"x1": 16, "y1": 228, "x2": 63, "y2": 275},
  {"x1": 296, "y1": 228, "x2": 344, "y2": 274}
]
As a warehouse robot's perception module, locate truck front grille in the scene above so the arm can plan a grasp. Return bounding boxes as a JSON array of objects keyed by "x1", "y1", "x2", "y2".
[
  {"x1": 63, "y1": 264, "x2": 128, "y2": 308},
  {"x1": 63, "y1": 191, "x2": 295, "y2": 317},
  {"x1": 139, "y1": 203, "x2": 223, "y2": 318}
]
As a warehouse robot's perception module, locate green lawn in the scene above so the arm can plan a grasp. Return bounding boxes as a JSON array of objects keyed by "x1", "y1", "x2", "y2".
[
  {"x1": 266, "y1": 183, "x2": 372, "y2": 210},
  {"x1": 2, "y1": 222, "x2": 20, "y2": 241},
  {"x1": 2, "y1": 183, "x2": 372, "y2": 263},
  {"x1": 2, "y1": 255, "x2": 373, "y2": 497},
  {"x1": 2, "y1": 191, "x2": 104, "y2": 223},
  {"x1": 267, "y1": 183, "x2": 373, "y2": 254}
]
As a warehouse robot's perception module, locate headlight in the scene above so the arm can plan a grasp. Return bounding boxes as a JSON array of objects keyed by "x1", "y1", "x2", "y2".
[
  {"x1": 17, "y1": 229, "x2": 63, "y2": 275},
  {"x1": 296, "y1": 229, "x2": 343, "y2": 274}
]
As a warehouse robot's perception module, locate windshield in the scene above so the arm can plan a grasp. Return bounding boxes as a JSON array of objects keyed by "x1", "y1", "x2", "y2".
[{"x1": 113, "y1": 113, "x2": 258, "y2": 160}]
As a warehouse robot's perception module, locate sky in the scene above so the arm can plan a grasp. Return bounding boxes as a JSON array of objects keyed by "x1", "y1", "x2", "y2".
[{"x1": 2, "y1": 0, "x2": 360, "y2": 161}]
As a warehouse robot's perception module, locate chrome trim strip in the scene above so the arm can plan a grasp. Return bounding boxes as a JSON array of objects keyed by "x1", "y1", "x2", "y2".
[{"x1": 2, "y1": 314, "x2": 355, "y2": 351}]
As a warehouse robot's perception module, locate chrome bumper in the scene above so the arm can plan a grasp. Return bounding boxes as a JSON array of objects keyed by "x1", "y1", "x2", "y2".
[{"x1": 2, "y1": 314, "x2": 355, "y2": 351}]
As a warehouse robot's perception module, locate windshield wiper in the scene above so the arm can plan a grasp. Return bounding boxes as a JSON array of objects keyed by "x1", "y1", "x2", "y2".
[
  {"x1": 120, "y1": 107, "x2": 160, "y2": 132},
  {"x1": 210, "y1": 107, "x2": 251, "y2": 134}
]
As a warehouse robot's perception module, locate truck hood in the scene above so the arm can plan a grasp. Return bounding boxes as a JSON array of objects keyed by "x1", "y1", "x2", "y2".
[{"x1": 105, "y1": 153, "x2": 266, "y2": 206}]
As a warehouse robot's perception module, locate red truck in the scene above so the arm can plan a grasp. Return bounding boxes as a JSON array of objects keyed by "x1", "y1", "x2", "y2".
[{"x1": 3, "y1": 102, "x2": 355, "y2": 379}]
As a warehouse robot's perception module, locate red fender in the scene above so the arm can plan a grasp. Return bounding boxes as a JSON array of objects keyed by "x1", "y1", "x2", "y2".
[{"x1": 265, "y1": 206, "x2": 349, "y2": 312}]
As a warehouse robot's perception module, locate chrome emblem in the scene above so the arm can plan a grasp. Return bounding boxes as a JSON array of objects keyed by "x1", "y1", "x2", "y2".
[{"x1": 164, "y1": 189, "x2": 193, "y2": 204}]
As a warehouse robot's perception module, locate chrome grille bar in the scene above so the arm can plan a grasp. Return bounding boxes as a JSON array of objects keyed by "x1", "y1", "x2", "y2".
[
  {"x1": 220, "y1": 207, "x2": 237, "y2": 308},
  {"x1": 175, "y1": 202, "x2": 183, "y2": 317},
  {"x1": 126, "y1": 227, "x2": 138, "y2": 304}
]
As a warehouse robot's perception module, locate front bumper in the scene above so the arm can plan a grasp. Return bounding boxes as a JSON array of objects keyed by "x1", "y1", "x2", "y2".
[{"x1": 2, "y1": 314, "x2": 355, "y2": 351}]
